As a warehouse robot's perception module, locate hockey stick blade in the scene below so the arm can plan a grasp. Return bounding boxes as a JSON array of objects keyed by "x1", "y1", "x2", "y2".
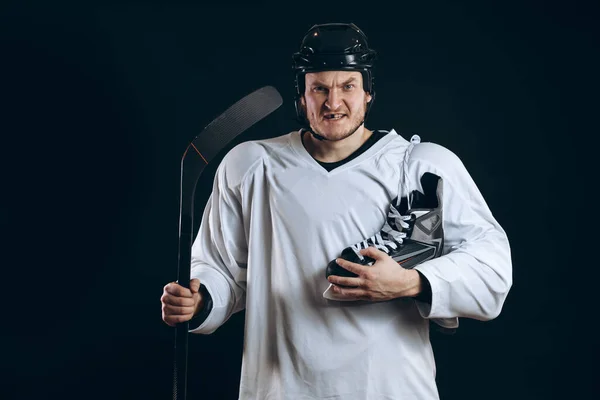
[
  {"x1": 188, "y1": 85, "x2": 283, "y2": 164},
  {"x1": 173, "y1": 85, "x2": 283, "y2": 400}
]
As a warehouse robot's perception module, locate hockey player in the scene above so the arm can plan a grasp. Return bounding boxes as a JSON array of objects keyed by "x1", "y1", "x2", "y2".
[{"x1": 161, "y1": 23, "x2": 512, "y2": 399}]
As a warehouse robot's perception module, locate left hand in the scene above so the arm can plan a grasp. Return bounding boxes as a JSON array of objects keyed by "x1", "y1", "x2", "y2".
[{"x1": 327, "y1": 246, "x2": 423, "y2": 301}]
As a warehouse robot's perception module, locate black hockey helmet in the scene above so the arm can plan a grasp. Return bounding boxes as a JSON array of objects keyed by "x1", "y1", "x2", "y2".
[{"x1": 292, "y1": 23, "x2": 377, "y2": 125}]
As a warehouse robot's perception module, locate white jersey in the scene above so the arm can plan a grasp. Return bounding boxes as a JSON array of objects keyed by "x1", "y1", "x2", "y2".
[{"x1": 189, "y1": 129, "x2": 512, "y2": 400}]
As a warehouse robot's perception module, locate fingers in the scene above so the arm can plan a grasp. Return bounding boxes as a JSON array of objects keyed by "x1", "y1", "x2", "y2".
[
  {"x1": 162, "y1": 302, "x2": 196, "y2": 317},
  {"x1": 359, "y1": 246, "x2": 387, "y2": 260},
  {"x1": 334, "y1": 258, "x2": 367, "y2": 276},
  {"x1": 327, "y1": 274, "x2": 361, "y2": 288},
  {"x1": 162, "y1": 311, "x2": 194, "y2": 327},
  {"x1": 164, "y1": 281, "x2": 196, "y2": 298},
  {"x1": 161, "y1": 293, "x2": 196, "y2": 307},
  {"x1": 164, "y1": 282, "x2": 193, "y2": 298},
  {"x1": 161, "y1": 280, "x2": 202, "y2": 327},
  {"x1": 189, "y1": 278, "x2": 200, "y2": 294},
  {"x1": 330, "y1": 284, "x2": 370, "y2": 300},
  {"x1": 161, "y1": 297, "x2": 198, "y2": 327}
]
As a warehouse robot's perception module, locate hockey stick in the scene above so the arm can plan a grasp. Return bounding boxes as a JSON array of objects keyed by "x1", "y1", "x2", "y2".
[{"x1": 173, "y1": 86, "x2": 283, "y2": 400}]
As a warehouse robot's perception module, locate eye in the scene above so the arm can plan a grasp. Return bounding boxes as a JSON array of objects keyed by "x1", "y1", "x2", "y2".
[
  {"x1": 344, "y1": 84, "x2": 355, "y2": 90},
  {"x1": 313, "y1": 86, "x2": 326, "y2": 92}
]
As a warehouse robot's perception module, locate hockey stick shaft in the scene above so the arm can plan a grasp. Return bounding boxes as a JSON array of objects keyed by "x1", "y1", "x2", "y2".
[{"x1": 173, "y1": 86, "x2": 282, "y2": 400}]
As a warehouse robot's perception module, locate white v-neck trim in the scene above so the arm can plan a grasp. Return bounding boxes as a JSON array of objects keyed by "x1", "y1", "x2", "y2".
[{"x1": 289, "y1": 129, "x2": 401, "y2": 176}]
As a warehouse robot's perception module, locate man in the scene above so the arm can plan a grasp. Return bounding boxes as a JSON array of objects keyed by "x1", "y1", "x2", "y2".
[{"x1": 161, "y1": 23, "x2": 512, "y2": 399}]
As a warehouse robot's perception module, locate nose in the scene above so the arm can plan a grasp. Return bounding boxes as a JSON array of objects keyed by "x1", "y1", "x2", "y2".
[{"x1": 325, "y1": 88, "x2": 343, "y2": 110}]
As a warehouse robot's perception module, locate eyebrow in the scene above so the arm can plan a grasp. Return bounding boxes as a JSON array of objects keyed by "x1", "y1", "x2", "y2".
[{"x1": 310, "y1": 77, "x2": 358, "y2": 87}]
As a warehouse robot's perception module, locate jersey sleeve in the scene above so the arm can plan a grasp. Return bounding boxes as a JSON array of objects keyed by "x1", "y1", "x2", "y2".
[
  {"x1": 188, "y1": 143, "x2": 257, "y2": 335},
  {"x1": 408, "y1": 142, "x2": 513, "y2": 322}
]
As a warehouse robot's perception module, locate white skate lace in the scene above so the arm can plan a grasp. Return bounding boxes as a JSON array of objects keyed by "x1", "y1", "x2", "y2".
[
  {"x1": 397, "y1": 134, "x2": 421, "y2": 209},
  {"x1": 351, "y1": 211, "x2": 412, "y2": 261},
  {"x1": 350, "y1": 134, "x2": 421, "y2": 262}
]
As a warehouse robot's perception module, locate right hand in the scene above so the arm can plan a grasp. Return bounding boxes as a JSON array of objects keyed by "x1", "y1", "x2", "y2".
[{"x1": 161, "y1": 278, "x2": 204, "y2": 327}]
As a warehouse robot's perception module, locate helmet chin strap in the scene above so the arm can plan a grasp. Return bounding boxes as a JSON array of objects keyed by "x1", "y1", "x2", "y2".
[{"x1": 305, "y1": 119, "x2": 365, "y2": 141}]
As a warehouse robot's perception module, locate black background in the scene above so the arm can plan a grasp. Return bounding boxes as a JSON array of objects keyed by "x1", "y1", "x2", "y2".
[{"x1": 1, "y1": 1, "x2": 597, "y2": 399}]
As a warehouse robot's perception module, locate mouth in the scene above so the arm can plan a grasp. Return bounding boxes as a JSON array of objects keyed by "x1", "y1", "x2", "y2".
[{"x1": 323, "y1": 113, "x2": 346, "y2": 121}]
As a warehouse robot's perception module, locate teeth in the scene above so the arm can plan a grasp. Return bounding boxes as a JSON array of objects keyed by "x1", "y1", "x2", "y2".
[{"x1": 326, "y1": 114, "x2": 344, "y2": 119}]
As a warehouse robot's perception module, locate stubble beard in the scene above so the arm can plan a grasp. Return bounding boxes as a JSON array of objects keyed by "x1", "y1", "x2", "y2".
[{"x1": 307, "y1": 103, "x2": 368, "y2": 142}]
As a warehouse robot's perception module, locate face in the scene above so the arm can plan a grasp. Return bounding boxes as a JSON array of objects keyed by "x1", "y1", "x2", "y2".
[{"x1": 301, "y1": 70, "x2": 372, "y2": 141}]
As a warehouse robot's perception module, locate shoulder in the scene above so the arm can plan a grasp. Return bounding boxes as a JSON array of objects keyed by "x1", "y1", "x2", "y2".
[
  {"x1": 218, "y1": 131, "x2": 295, "y2": 186},
  {"x1": 409, "y1": 141, "x2": 466, "y2": 172},
  {"x1": 378, "y1": 131, "x2": 465, "y2": 171},
  {"x1": 405, "y1": 139, "x2": 479, "y2": 194},
  {"x1": 383, "y1": 130, "x2": 474, "y2": 186}
]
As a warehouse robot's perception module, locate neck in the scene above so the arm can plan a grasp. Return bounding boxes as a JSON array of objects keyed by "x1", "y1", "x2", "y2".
[{"x1": 303, "y1": 125, "x2": 373, "y2": 163}]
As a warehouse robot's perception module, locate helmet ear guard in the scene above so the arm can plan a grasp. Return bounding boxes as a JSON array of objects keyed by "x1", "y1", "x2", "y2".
[{"x1": 291, "y1": 23, "x2": 377, "y2": 128}]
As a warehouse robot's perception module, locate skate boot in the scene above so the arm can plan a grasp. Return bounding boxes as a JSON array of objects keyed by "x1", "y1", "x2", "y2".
[
  {"x1": 325, "y1": 172, "x2": 444, "y2": 282},
  {"x1": 323, "y1": 172, "x2": 458, "y2": 333}
]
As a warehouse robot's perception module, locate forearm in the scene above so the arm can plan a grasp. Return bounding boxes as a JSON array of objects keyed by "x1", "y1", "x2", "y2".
[
  {"x1": 414, "y1": 229, "x2": 512, "y2": 321},
  {"x1": 395, "y1": 269, "x2": 432, "y2": 303},
  {"x1": 187, "y1": 162, "x2": 248, "y2": 334}
]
